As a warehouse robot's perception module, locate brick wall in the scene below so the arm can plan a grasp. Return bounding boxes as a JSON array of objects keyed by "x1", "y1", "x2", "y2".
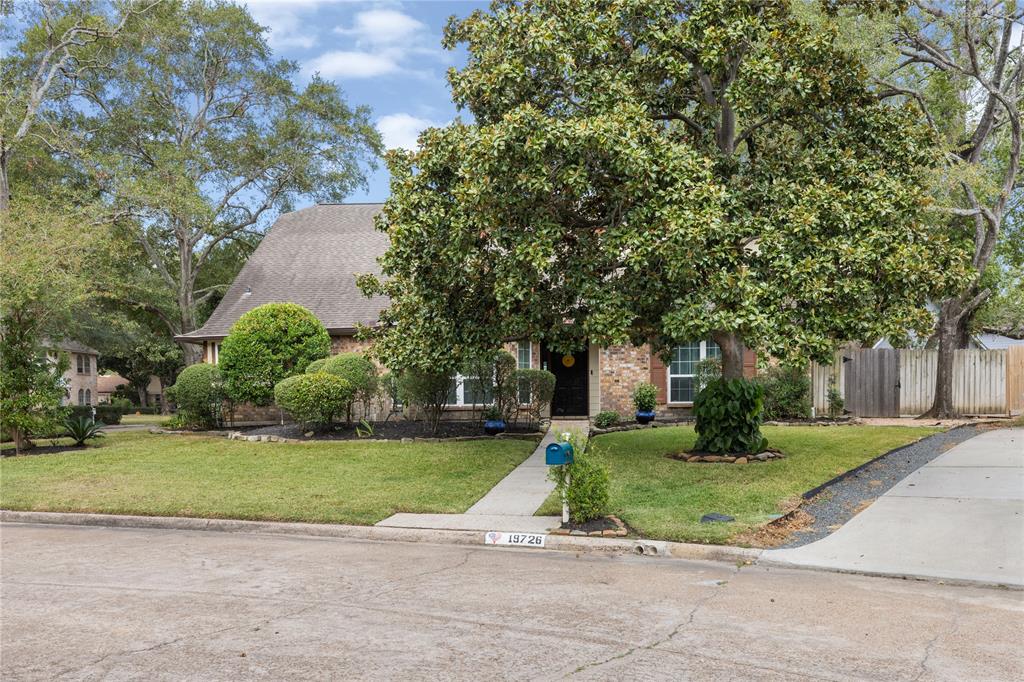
[{"x1": 599, "y1": 344, "x2": 650, "y2": 415}]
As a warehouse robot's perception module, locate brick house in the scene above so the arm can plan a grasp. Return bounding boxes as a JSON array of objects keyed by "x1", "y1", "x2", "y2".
[
  {"x1": 44, "y1": 339, "x2": 100, "y2": 407},
  {"x1": 177, "y1": 203, "x2": 755, "y2": 422}
]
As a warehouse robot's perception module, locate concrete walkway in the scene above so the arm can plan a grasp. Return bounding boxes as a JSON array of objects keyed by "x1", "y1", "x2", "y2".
[
  {"x1": 764, "y1": 428, "x2": 1024, "y2": 587},
  {"x1": 377, "y1": 419, "x2": 588, "y2": 533}
]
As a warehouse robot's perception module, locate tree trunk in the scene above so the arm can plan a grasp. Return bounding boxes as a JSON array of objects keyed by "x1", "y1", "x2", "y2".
[
  {"x1": 713, "y1": 331, "x2": 745, "y2": 380},
  {"x1": 137, "y1": 385, "x2": 147, "y2": 408},
  {"x1": 923, "y1": 298, "x2": 974, "y2": 419},
  {"x1": 0, "y1": 151, "x2": 10, "y2": 212},
  {"x1": 176, "y1": 236, "x2": 203, "y2": 366},
  {"x1": 158, "y1": 378, "x2": 171, "y2": 415}
]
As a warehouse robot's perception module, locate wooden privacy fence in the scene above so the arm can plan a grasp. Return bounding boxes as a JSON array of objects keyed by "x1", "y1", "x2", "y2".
[{"x1": 811, "y1": 346, "x2": 1024, "y2": 417}]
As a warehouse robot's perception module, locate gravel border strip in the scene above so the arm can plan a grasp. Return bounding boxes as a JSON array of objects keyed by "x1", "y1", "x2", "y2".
[{"x1": 779, "y1": 424, "x2": 985, "y2": 549}]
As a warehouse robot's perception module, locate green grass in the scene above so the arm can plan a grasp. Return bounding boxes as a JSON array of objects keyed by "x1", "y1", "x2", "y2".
[
  {"x1": 537, "y1": 425, "x2": 941, "y2": 545},
  {"x1": 0, "y1": 431, "x2": 536, "y2": 525}
]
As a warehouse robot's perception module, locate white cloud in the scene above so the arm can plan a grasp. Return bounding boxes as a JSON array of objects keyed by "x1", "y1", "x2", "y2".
[
  {"x1": 245, "y1": 0, "x2": 339, "y2": 50},
  {"x1": 307, "y1": 50, "x2": 402, "y2": 78},
  {"x1": 335, "y1": 9, "x2": 427, "y2": 46},
  {"x1": 376, "y1": 113, "x2": 439, "y2": 150}
]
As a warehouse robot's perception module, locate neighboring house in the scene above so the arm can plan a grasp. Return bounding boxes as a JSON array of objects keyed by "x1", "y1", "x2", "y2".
[
  {"x1": 176, "y1": 203, "x2": 755, "y2": 422},
  {"x1": 44, "y1": 339, "x2": 99, "y2": 406},
  {"x1": 97, "y1": 373, "x2": 164, "y2": 407}
]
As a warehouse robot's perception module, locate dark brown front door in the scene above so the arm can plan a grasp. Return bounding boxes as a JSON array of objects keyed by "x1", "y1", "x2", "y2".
[{"x1": 543, "y1": 345, "x2": 589, "y2": 417}]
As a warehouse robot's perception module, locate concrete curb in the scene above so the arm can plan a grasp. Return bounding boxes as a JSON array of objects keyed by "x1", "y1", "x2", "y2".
[
  {"x1": 0, "y1": 510, "x2": 761, "y2": 565},
  {"x1": 757, "y1": 555, "x2": 1023, "y2": 591}
]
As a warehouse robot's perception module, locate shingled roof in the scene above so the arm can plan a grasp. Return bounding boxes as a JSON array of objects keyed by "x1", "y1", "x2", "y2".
[{"x1": 177, "y1": 203, "x2": 388, "y2": 343}]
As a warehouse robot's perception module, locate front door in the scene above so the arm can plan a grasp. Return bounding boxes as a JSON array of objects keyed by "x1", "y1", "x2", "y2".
[{"x1": 543, "y1": 345, "x2": 589, "y2": 417}]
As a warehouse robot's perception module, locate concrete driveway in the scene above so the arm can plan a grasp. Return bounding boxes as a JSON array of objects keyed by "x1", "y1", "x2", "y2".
[
  {"x1": 765, "y1": 428, "x2": 1024, "y2": 587},
  {"x1": 2, "y1": 523, "x2": 1023, "y2": 680}
]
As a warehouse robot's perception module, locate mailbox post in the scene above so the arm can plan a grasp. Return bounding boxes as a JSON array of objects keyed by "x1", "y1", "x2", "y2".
[{"x1": 545, "y1": 440, "x2": 574, "y2": 524}]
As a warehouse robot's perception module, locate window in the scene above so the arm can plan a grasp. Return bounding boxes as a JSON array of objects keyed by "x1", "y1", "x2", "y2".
[
  {"x1": 668, "y1": 340, "x2": 721, "y2": 404},
  {"x1": 447, "y1": 374, "x2": 493, "y2": 407},
  {"x1": 78, "y1": 389, "x2": 85, "y2": 405},
  {"x1": 209, "y1": 342, "x2": 221, "y2": 365},
  {"x1": 76, "y1": 354, "x2": 84, "y2": 374},
  {"x1": 517, "y1": 342, "x2": 532, "y2": 404},
  {"x1": 85, "y1": 389, "x2": 91, "y2": 405},
  {"x1": 83, "y1": 355, "x2": 90, "y2": 375}
]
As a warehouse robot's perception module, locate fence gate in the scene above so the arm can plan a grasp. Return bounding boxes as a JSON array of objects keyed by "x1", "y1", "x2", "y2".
[{"x1": 843, "y1": 349, "x2": 900, "y2": 417}]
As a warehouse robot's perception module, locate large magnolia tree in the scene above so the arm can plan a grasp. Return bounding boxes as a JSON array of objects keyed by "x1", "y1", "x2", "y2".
[{"x1": 361, "y1": 0, "x2": 967, "y2": 379}]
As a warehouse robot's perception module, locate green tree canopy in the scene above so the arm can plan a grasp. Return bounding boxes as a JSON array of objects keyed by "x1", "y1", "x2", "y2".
[
  {"x1": 57, "y1": 0, "x2": 381, "y2": 363},
  {"x1": 360, "y1": 0, "x2": 967, "y2": 379}
]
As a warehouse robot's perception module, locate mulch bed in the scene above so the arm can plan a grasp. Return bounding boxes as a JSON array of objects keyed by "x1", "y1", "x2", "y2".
[
  {"x1": 549, "y1": 515, "x2": 629, "y2": 537},
  {"x1": 239, "y1": 420, "x2": 543, "y2": 442},
  {"x1": 666, "y1": 449, "x2": 786, "y2": 464}
]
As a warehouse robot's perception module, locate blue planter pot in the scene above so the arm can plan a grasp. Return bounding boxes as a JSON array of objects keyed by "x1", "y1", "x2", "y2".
[
  {"x1": 484, "y1": 419, "x2": 507, "y2": 436},
  {"x1": 635, "y1": 410, "x2": 656, "y2": 425}
]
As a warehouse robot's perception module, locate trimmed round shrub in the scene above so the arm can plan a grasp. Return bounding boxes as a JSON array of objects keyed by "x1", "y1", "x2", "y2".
[
  {"x1": 323, "y1": 353, "x2": 378, "y2": 420},
  {"x1": 693, "y1": 378, "x2": 767, "y2": 454},
  {"x1": 306, "y1": 358, "x2": 328, "y2": 374},
  {"x1": 274, "y1": 372, "x2": 354, "y2": 428},
  {"x1": 219, "y1": 303, "x2": 330, "y2": 406},
  {"x1": 166, "y1": 363, "x2": 224, "y2": 429},
  {"x1": 512, "y1": 368, "x2": 555, "y2": 425}
]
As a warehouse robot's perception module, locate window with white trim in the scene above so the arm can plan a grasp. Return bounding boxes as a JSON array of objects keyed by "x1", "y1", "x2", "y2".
[
  {"x1": 668, "y1": 340, "x2": 721, "y2": 403},
  {"x1": 517, "y1": 342, "x2": 532, "y2": 404},
  {"x1": 447, "y1": 374, "x2": 493, "y2": 406}
]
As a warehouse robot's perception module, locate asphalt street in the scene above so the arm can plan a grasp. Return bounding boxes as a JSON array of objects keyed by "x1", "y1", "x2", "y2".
[{"x1": 1, "y1": 523, "x2": 1022, "y2": 681}]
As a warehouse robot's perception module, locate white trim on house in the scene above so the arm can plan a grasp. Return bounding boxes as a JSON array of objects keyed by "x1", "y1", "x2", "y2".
[{"x1": 666, "y1": 340, "x2": 721, "y2": 406}]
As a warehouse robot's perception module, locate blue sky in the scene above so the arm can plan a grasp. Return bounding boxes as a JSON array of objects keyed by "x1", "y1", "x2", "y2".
[{"x1": 245, "y1": 0, "x2": 489, "y2": 202}]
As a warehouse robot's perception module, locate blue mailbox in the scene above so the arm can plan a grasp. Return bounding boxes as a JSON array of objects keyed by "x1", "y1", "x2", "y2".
[{"x1": 545, "y1": 441, "x2": 574, "y2": 466}]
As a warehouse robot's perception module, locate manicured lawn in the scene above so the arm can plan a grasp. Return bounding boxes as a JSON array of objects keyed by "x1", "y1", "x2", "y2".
[
  {"x1": 0, "y1": 431, "x2": 536, "y2": 525},
  {"x1": 537, "y1": 425, "x2": 941, "y2": 545}
]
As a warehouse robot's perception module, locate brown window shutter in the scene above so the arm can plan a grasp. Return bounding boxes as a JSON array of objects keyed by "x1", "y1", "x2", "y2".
[
  {"x1": 650, "y1": 348, "x2": 667, "y2": 403},
  {"x1": 742, "y1": 347, "x2": 757, "y2": 379}
]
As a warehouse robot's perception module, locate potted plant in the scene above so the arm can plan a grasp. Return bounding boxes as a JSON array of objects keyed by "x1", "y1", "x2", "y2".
[
  {"x1": 633, "y1": 382, "x2": 657, "y2": 424},
  {"x1": 483, "y1": 405, "x2": 507, "y2": 436}
]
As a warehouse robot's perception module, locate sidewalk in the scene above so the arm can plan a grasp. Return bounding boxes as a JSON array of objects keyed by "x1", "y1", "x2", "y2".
[
  {"x1": 763, "y1": 428, "x2": 1024, "y2": 587},
  {"x1": 377, "y1": 419, "x2": 588, "y2": 533}
]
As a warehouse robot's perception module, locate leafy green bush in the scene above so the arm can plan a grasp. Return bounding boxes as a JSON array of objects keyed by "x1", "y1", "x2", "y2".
[
  {"x1": 550, "y1": 433, "x2": 610, "y2": 523},
  {"x1": 397, "y1": 369, "x2": 454, "y2": 434},
  {"x1": 166, "y1": 363, "x2": 224, "y2": 429},
  {"x1": 219, "y1": 303, "x2": 330, "y2": 406},
  {"x1": 64, "y1": 416, "x2": 105, "y2": 446},
  {"x1": 756, "y1": 364, "x2": 811, "y2": 421},
  {"x1": 593, "y1": 410, "x2": 620, "y2": 428},
  {"x1": 69, "y1": 404, "x2": 123, "y2": 425},
  {"x1": 512, "y1": 368, "x2": 555, "y2": 426},
  {"x1": 323, "y1": 353, "x2": 378, "y2": 421},
  {"x1": 633, "y1": 382, "x2": 657, "y2": 412},
  {"x1": 306, "y1": 358, "x2": 328, "y2": 374},
  {"x1": 109, "y1": 397, "x2": 133, "y2": 413},
  {"x1": 274, "y1": 372, "x2": 354, "y2": 429},
  {"x1": 693, "y1": 378, "x2": 767, "y2": 454}
]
